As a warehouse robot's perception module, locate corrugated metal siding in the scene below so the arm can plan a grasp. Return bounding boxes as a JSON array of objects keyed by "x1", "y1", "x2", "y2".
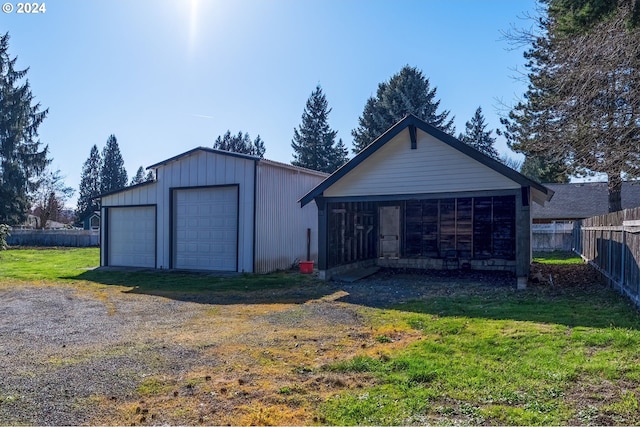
[
  {"x1": 101, "y1": 183, "x2": 158, "y2": 206},
  {"x1": 101, "y1": 149, "x2": 256, "y2": 272},
  {"x1": 155, "y1": 150, "x2": 255, "y2": 272},
  {"x1": 254, "y1": 161, "x2": 327, "y2": 273},
  {"x1": 324, "y1": 128, "x2": 520, "y2": 197}
]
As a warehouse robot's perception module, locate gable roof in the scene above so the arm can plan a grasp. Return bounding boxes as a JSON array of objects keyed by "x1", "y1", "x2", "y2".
[
  {"x1": 300, "y1": 114, "x2": 553, "y2": 206},
  {"x1": 532, "y1": 181, "x2": 640, "y2": 220},
  {"x1": 97, "y1": 147, "x2": 327, "y2": 199},
  {"x1": 146, "y1": 146, "x2": 259, "y2": 170}
]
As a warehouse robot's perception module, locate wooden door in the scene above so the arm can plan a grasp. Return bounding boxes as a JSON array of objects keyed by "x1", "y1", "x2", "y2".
[{"x1": 379, "y1": 206, "x2": 400, "y2": 258}]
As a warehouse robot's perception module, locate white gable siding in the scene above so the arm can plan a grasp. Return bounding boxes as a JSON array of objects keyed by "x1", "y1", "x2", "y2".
[
  {"x1": 254, "y1": 161, "x2": 326, "y2": 273},
  {"x1": 324, "y1": 129, "x2": 520, "y2": 197}
]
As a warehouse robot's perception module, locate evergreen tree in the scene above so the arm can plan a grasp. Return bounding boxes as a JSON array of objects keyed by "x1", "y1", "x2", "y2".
[
  {"x1": 352, "y1": 65, "x2": 455, "y2": 153},
  {"x1": 458, "y1": 107, "x2": 500, "y2": 160},
  {"x1": 145, "y1": 169, "x2": 155, "y2": 182},
  {"x1": 130, "y1": 166, "x2": 146, "y2": 185},
  {"x1": 100, "y1": 135, "x2": 128, "y2": 194},
  {"x1": 76, "y1": 144, "x2": 101, "y2": 220},
  {"x1": 0, "y1": 33, "x2": 50, "y2": 225},
  {"x1": 291, "y1": 85, "x2": 349, "y2": 173},
  {"x1": 520, "y1": 154, "x2": 570, "y2": 183},
  {"x1": 213, "y1": 131, "x2": 266, "y2": 158}
]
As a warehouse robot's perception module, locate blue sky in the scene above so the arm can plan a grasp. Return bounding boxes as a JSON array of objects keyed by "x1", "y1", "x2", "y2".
[{"x1": 2, "y1": 0, "x2": 540, "y2": 207}]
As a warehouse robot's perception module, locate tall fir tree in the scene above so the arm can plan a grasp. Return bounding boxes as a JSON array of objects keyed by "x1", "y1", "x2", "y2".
[
  {"x1": 100, "y1": 135, "x2": 128, "y2": 194},
  {"x1": 130, "y1": 166, "x2": 146, "y2": 185},
  {"x1": 458, "y1": 107, "x2": 500, "y2": 160},
  {"x1": 351, "y1": 65, "x2": 455, "y2": 153},
  {"x1": 0, "y1": 33, "x2": 50, "y2": 225},
  {"x1": 76, "y1": 144, "x2": 102, "y2": 220},
  {"x1": 213, "y1": 131, "x2": 266, "y2": 158},
  {"x1": 291, "y1": 85, "x2": 348, "y2": 173}
]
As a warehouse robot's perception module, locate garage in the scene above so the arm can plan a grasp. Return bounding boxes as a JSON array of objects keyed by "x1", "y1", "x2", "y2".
[
  {"x1": 173, "y1": 185, "x2": 238, "y2": 271},
  {"x1": 107, "y1": 206, "x2": 156, "y2": 267}
]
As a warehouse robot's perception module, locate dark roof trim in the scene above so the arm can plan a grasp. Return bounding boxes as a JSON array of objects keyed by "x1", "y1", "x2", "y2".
[
  {"x1": 146, "y1": 147, "x2": 259, "y2": 170},
  {"x1": 299, "y1": 114, "x2": 553, "y2": 207}
]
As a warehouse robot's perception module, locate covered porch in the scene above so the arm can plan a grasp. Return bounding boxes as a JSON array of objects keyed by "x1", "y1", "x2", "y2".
[{"x1": 316, "y1": 188, "x2": 530, "y2": 281}]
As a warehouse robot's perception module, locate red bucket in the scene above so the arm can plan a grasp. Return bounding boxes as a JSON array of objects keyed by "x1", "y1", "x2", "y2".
[{"x1": 299, "y1": 261, "x2": 314, "y2": 274}]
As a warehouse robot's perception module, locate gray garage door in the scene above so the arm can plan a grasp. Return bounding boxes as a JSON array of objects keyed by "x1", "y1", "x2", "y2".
[
  {"x1": 108, "y1": 206, "x2": 156, "y2": 267},
  {"x1": 174, "y1": 186, "x2": 238, "y2": 271}
]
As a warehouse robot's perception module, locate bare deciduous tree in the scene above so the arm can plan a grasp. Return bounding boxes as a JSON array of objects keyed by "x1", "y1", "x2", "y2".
[{"x1": 502, "y1": 1, "x2": 640, "y2": 212}]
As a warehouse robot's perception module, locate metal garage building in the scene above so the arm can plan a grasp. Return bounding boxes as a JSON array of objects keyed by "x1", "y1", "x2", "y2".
[{"x1": 99, "y1": 147, "x2": 327, "y2": 273}]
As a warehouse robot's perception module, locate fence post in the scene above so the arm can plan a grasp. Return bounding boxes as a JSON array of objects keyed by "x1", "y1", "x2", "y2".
[
  {"x1": 608, "y1": 229, "x2": 613, "y2": 287},
  {"x1": 621, "y1": 224, "x2": 626, "y2": 291}
]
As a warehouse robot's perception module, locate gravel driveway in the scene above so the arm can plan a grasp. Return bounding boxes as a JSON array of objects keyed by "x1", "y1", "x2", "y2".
[
  {"x1": 0, "y1": 270, "x2": 515, "y2": 425},
  {"x1": 0, "y1": 285, "x2": 206, "y2": 425}
]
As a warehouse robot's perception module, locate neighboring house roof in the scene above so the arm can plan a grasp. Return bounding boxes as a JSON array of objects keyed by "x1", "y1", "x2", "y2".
[
  {"x1": 299, "y1": 114, "x2": 553, "y2": 207},
  {"x1": 532, "y1": 181, "x2": 640, "y2": 220}
]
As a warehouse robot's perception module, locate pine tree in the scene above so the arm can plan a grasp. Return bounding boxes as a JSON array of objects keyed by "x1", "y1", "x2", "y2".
[
  {"x1": 352, "y1": 65, "x2": 455, "y2": 153},
  {"x1": 291, "y1": 85, "x2": 348, "y2": 173},
  {"x1": 458, "y1": 107, "x2": 500, "y2": 160},
  {"x1": 213, "y1": 131, "x2": 266, "y2": 158},
  {"x1": 0, "y1": 33, "x2": 50, "y2": 225},
  {"x1": 100, "y1": 135, "x2": 128, "y2": 194},
  {"x1": 520, "y1": 154, "x2": 570, "y2": 184},
  {"x1": 145, "y1": 170, "x2": 155, "y2": 182},
  {"x1": 76, "y1": 144, "x2": 102, "y2": 220},
  {"x1": 130, "y1": 166, "x2": 145, "y2": 185}
]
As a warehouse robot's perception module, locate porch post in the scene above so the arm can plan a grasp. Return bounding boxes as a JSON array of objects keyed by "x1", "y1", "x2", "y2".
[
  {"x1": 515, "y1": 187, "x2": 531, "y2": 289},
  {"x1": 315, "y1": 197, "x2": 329, "y2": 280}
]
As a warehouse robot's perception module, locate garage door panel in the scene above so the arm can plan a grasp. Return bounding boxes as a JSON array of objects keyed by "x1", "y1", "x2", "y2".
[
  {"x1": 108, "y1": 206, "x2": 156, "y2": 268},
  {"x1": 174, "y1": 186, "x2": 238, "y2": 271}
]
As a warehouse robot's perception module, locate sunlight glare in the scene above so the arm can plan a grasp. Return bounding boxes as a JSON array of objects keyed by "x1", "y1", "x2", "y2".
[{"x1": 188, "y1": 0, "x2": 199, "y2": 55}]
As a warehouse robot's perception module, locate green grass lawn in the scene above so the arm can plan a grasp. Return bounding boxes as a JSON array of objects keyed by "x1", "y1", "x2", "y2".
[
  {"x1": 322, "y1": 288, "x2": 640, "y2": 425},
  {"x1": 0, "y1": 246, "x2": 313, "y2": 294},
  {"x1": 1, "y1": 247, "x2": 639, "y2": 425},
  {"x1": 533, "y1": 250, "x2": 583, "y2": 265}
]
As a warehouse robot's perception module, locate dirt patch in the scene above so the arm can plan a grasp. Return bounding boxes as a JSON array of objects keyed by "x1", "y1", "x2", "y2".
[
  {"x1": 530, "y1": 262, "x2": 605, "y2": 288},
  {"x1": 0, "y1": 280, "x2": 421, "y2": 425}
]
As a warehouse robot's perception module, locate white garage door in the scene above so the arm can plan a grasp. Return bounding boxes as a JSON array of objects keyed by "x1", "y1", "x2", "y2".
[
  {"x1": 174, "y1": 186, "x2": 238, "y2": 271},
  {"x1": 108, "y1": 206, "x2": 156, "y2": 268}
]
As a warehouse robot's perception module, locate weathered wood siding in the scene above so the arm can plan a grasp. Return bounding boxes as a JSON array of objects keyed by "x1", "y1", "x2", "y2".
[
  {"x1": 323, "y1": 128, "x2": 520, "y2": 198},
  {"x1": 254, "y1": 161, "x2": 326, "y2": 273}
]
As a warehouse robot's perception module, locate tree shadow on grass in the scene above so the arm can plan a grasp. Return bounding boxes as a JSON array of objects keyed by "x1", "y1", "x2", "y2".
[
  {"x1": 71, "y1": 266, "x2": 640, "y2": 330},
  {"x1": 71, "y1": 268, "x2": 342, "y2": 306},
  {"x1": 361, "y1": 268, "x2": 640, "y2": 331}
]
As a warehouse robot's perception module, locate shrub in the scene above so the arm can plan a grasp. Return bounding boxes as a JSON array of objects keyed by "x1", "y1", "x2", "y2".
[{"x1": 0, "y1": 224, "x2": 10, "y2": 250}]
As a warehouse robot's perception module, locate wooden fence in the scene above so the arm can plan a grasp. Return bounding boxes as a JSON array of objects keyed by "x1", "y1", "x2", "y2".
[
  {"x1": 574, "y1": 206, "x2": 640, "y2": 307},
  {"x1": 7, "y1": 229, "x2": 100, "y2": 247}
]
